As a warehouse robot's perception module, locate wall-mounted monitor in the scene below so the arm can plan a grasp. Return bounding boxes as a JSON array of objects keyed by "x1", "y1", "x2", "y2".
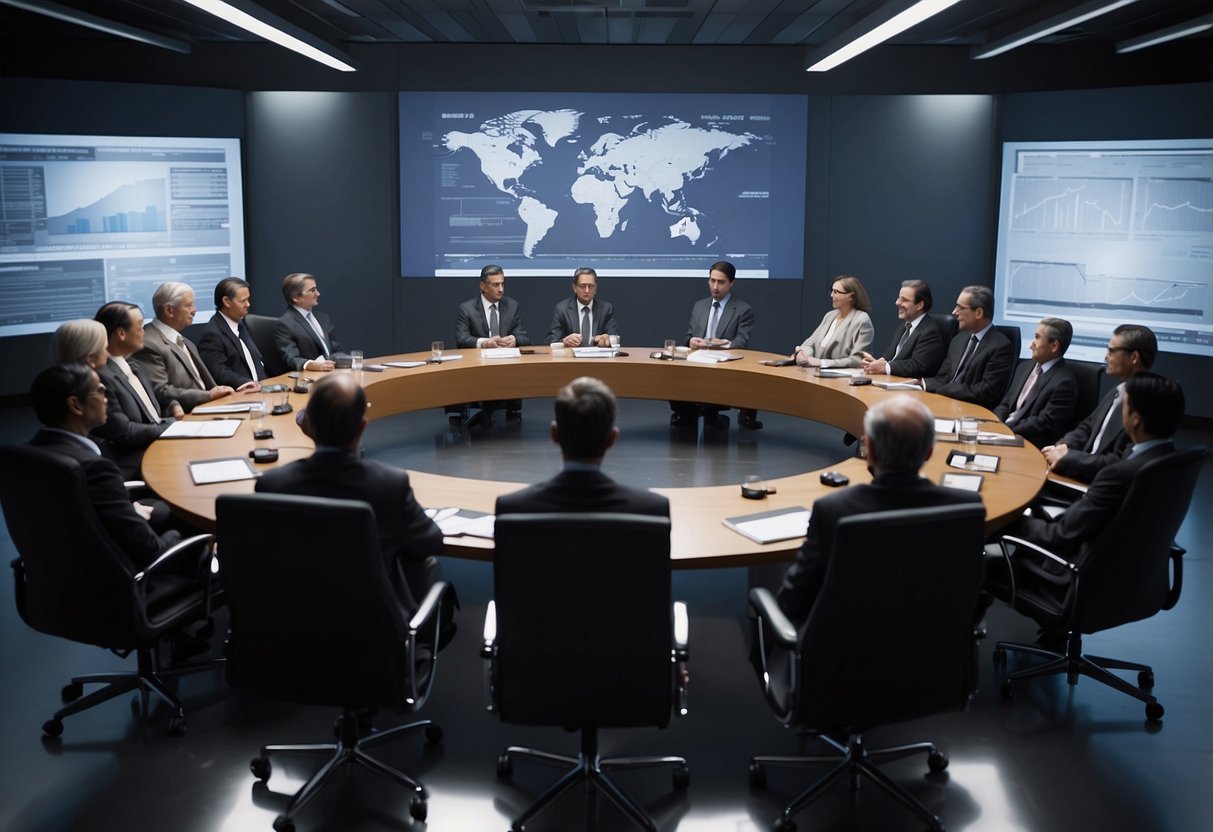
[
  {"x1": 0, "y1": 133, "x2": 245, "y2": 337},
  {"x1": 993, "y1": 139, "x2": 1213, "y2": 361},
  {"x1": 399, "y1": 92, "x2": 807, "y2": 279}
]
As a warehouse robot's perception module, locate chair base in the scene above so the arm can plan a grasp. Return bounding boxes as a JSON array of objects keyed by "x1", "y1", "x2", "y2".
[
  {"x1": 499, "y1": 727, "x2": 688, "y2": 832},
  {"x1": 750, "y1": 733, "x2": 947, "y2": 832},
  {"x1": 995, "y1": 633, "x2": 1164, "y2": 721},
  {"x1": 252, "y1": 708, "x2": 440, "y2": 830},
  {"x1": 45, "y1": 644, "x2": 222, "y2": 738}
]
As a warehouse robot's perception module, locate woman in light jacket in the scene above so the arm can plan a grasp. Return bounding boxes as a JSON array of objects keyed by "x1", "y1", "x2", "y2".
[{"x1": 793, "y1": 275, "x2": 874, "y2": 369}]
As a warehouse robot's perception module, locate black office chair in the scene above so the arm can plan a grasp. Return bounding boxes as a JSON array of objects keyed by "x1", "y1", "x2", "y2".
[
  {"x1": 1065, "y1": 359, "x2": 1104, "y2": 434},
  {"x1": 930, "y1": 312, "x2": 958, "y2": 344},
  {"x1": 988, "y1": 445, "x2": 1206, "y2": 722},
  {"x1": 748, "y1": 504, "x2": 987, "y2": 832},
  {"x1": 0, "y1": 445, "x2": 220, "y2": 737},
  {"x1": 244, "y1": 312, "x2": 287, "y2": 376},
  {"x1": 215, "y1": 493, "x2": 455, "y2": 832},
  {"x1": 484, "y1": 512, "x2": 690, "y2": 832}
]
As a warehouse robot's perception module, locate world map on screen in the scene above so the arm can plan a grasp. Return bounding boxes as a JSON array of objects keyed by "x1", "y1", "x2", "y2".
[{"x1": 442, "y1": 109, "x2": 759, "y2": 258}]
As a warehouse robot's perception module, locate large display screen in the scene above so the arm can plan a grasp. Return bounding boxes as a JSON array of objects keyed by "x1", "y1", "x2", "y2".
[
  {"x1": 993, "y1": 139, "x2": 1213, "y2": 360},
  {"x1": 399, "y1": 92, "x2": 807, "y2": 278},
  {"x1": 0, "y1": 133, "x2": 245, "y2": 337}
]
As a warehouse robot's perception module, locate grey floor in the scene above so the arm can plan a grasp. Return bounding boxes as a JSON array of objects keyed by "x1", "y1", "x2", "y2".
[{"x1": 1, "y1": 398, "x2": 1210, "y2": 832}]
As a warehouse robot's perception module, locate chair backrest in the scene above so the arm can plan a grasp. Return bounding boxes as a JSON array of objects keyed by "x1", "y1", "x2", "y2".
[
  {"x1": 930, "y1": 312, "x2": 958, "y2": 344},
  {"x1": 492, "y1": 512, "x2": 673, "y2": 730},
  {"x1": 0, "y1": 444, "x2": 148, "y2": 649},
  {"x1": 244, "y1": 312, "x2": 286, "y2": 376},
  {"x1": 1066, "y1": 360, "x2": 1104, "y2": 433},
  {"x1": 1071, "y1": 445, "x2": 1207, "y2": 633},
  {"x1": 215, "y1": 493, "x2": 410, "y2": 707},
  {"x1": 796, "y1": 503, "x2": 986, "y2": 731},
  {"x1": 993, "y1": 324, "x2": 1022, "y2": 360}
]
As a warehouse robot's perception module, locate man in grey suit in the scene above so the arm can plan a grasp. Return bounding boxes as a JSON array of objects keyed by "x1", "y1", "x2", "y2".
[
  {"x1": 496, "y1": 376, "x2": 668, "y2": 517},
  {"x1": 450, "y1": 265, "x2": 532, "y2": 425},
  {"x1": 256, "y1": 373, "x2": 446, "y2": 617},
  {"x1": 993, "y1": 317, "x2": 1078, "y2": 449},
  {"x1": 273, "y1": 272, "x2": 340, "y2": 373},
  {"x1": 1042, "y1": 324, "x2": 1156, "y2": 484},
  {"x1": 776, "y1": 395, "x2": 983, "y2": 626},
  {"x1": 546, "y1": 267, "x2": 618, "y2": 348},
  {"x1": 918, "y1": 285, "x2": 1015, "y2": 409},
  {"x1": 671, "y1": 260, "x2": 759, "y2": 429},
  {"x1": 137, "y1": 282, "x2": 244, "y2": 413},
  {"x1": 861, "y1": 279, "x2": 946, "y2": 379}
]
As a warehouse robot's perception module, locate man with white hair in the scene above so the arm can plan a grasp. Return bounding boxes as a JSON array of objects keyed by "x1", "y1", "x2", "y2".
[{"x1": 136, "y1": 282, "x2": 250, "y2": 413}]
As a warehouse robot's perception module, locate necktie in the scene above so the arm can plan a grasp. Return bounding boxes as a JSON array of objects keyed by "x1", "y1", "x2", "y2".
[
  {"x1": 706, "y1": 301, "x2": 721, "y2": 341},
  {"x1": 892, "y1": 321, "x2": 911, "y2": 359},
  {"x1": 305, "y1": 312, "x2": 329, "y2": 356},
  {"x1": 951, "y1": 334, "x2": 977, "y2": 382},
  {"x1": 119, "y1": 360, "x2": 161, "y2": 422},
  {"x1": 176, "y1": 335, "x2": 206, "y2": 389},
  {"x1": 1091, "y1": 386, "x2": 1123, "y2": 452},
  {"x1": 236, "y1": 322, "x2": 262, "y2": 381},
  {"x1": 1009, "y1": 364, "x2": 1043, "y2": 423},
  {"x1": 580, "y1": 306, "x2": 592, "y2": 344},
  {"x1": 489, "y1": 304, "x2": 500, "y2": 338}
]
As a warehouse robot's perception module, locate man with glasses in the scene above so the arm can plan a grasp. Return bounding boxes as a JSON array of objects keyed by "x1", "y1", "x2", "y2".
[
  {"x1": 916, "y1": 285, "x2": 1014, "y2": 409},
  {"x1": 546, "y1": 267, "x2": 618, "y2": 348},
  {"x1": 274, "y1": 273, "x2": 341, "y2": 373},
  {"x1": 28, "y1": 363, "x2": 182, "y2": 568},
  {"x1": 1042, "y1": 324, "x2": 1158, "y2": 484}
]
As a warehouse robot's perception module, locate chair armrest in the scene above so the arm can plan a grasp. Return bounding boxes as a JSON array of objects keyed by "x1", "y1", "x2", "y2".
[
  {"x1": 407, "y1": 580, "x2": 455, "y2": 634},
  {"x1": 401, "y1": 580, "x2": 456, "y2": 709},
  {"x1": 134, "y1": 534, "x2": 215, "y2": 583},
  {"x1": 672, "y1": 600, "x2": 689, "y2": 659},
  {"x1": 999, "y1": 535, "x2": 1077, "y2": 573},
  {"x1": 748, "y1": 587, "x2": 798, "y2": 649},
  {"x1": 1163, "y1": 544, "x2": 1185, "y2": 611},
  {"x1": 481, "y1": 599, "x2": 498, "y2": 658}
]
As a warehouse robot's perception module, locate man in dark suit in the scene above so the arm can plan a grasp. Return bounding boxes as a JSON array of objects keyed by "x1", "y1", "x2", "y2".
[
  {"x1": 137, "y1": 282, "x2": 246, "y2": 414},
  {"x1": 1002, "y1": 372, "x2": 1182, "y2": 561},
  {"x1": 671, "y1": 260, "x2": 759, "y2": 429},
  {"x1": 496, "y1": 376, "x2": 668, "y2": 517},
  {"x1": 197, "y1": 277, "x2": 268, "y2": 390},
  {"x1": 860, "y1": 279, "x2": 945, "y2": 379},
  {"x1": 450, "y1": 265, "x2": 532, "y2": 425},
  {"x1": 993, "y1": 317, "x2": 1078, "y2": 449},
  {"x1": 273, "y1": 272, "x2": 341, "y2": 373},
  {"x1": 256, "y1": 373, "x2": 446, "y2": 617},
  {"x1": 545, "y1": 267, "x2": 619, "y2": 348},
  {"x1": 775, "y1": 394, "x2": 983, "y2": 626},
  {"x1": 1042, "y1": 324, "x2": 1157, "y2": 484},
  {"x1": 919, "y1": 285, "x2": 1015, "y2": 409},
  {"x1": 92, "y1": 301, "x2": 177, "y2": 478},
  {"x1": 29, "y1": 363, "x2": 181, "y2": 569}
]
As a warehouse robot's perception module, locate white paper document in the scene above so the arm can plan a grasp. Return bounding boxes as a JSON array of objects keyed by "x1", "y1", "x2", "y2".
[
  {"x1": 188, "y1": 457, "x2": 256, "y2": 485},
  {"x1": 572, "y1": 347, "x2": 616, "y2": 358},
  {"x1": 192, "y1": 402, "x2": 255, "y2": 414},
  {"x1": 429, "y1": 354, "x2": 464, "y2": 363},
  {"x1": 687, "y1": 350, "x2": 742, "y2": 364},
  {"x1": 935, "y1": 418, "x2": 958, "y2": 434},
  {"x1": 428, "y1": 507, "x2": 496, "y2": 539},
  {"x1": 159, "y1": 420, "x2": 241, "y2": 438},
  {"x1": 481, "y1": 348, "x2": 522, "y2": 359},
  {"x1": 723, "y1": 507, "x2": 811, "y2": 544},
  {"x1": 875, "y1": 380, "x2": 923, "y2": 391},
  {"x1": 384, "y1": 361, "x2": 426, "y2": 368}
]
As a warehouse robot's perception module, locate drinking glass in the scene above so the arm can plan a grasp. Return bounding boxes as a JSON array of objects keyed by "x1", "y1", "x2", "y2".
[
  {"x1": 958, "y1": 417, "x2": 979, "y2": 455},
  {"x1": 431, "y1": 341, "x2": 444, "y2": 361}
]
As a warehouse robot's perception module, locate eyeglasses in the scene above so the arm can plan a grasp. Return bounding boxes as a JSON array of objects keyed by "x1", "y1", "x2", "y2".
[
  {"x1": 953, "y1": 304, "x2": 975, "y2": 311},
  {"x1": 1106, "y1": 346, "x2": 1133, "y2": 354},
  {"x1": 830, "y1": 289, "x2": 852, "y2": 295},
  {"x1": 304, "y1": 286, "x2": 320, "y2": 294},
  {"x1": 86, "y1": 384, "x2": 107, "y2": 398}
]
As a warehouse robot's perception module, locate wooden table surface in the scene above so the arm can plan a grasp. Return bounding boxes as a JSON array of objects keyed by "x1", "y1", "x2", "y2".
[{"x1": 141, "y1": 347, "x2": 1049, "y2": 568}]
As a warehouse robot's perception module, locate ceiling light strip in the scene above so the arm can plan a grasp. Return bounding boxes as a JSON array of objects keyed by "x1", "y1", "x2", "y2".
[
  {"x1": 806, "y1": 0, "x2": 965, "y2": 73},
  {"x1": 972, "y1": 0, "x2": 1140, "y2": 60},
  {"x1": 182, "y1": 0, "x2": 355, "y2": 71}
]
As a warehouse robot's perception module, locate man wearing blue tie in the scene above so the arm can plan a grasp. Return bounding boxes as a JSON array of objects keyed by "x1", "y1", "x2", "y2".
[
  {"x1": 273, "y1": 272, "x2": 340, "y2": 373},
  {"x1": 197, "y1": 277, "x2": 268, "y2": 390}
]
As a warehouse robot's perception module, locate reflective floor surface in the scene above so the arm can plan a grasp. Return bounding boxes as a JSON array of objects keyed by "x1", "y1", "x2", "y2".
[{"x1": 1, "y1": 398, "x2": 1210, "y2": 832}]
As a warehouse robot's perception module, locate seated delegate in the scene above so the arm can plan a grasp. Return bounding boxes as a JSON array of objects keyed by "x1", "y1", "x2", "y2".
[{"x1": 793, "y1": 275, "x2": 874, "y2": 369}]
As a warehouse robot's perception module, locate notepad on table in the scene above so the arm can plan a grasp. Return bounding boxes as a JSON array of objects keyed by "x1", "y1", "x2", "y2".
[
  {"x1": 428, "y1": 507, "x2": 496, "y2": 539},
  {"x1": 159, "y1": 420, "x2": 241, "y2": 439},
  {"x1": 687, "y1": 350, "x2": 742, "y2": 364},
  {"x1": 723, "y1": 506, "x2": 811, "y2": 544},
  {"x1": 946, "y1": 450, "x2": 1000, "y2": 473},
  {"x1": 384, "y1": 360, "x2": 426, "y2": 368},
  {"x1": 875, "y1": 380, "x2": 923, "y2": 391},
  {"x1": 572, "y1": 347, "x2": 616, "y2": 358},
  {"x1": 188, "y1": 457, "x2": 256, "y2": 485},
  {"x1": 192, "y1": 402, "x2": 255, "y2": 414},
  {"x1": 481, "y1": 348, "x2": 521, "y2": 359}
]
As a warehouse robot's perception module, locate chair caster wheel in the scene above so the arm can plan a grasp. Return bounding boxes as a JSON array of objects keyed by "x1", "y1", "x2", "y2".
[
  {"x1": 748, "y1": 761, "x2": 767, "y2": 788},
  {"x1": 167, "y1": 715, "x2": 186, "y2": 736},
  {"x1": 42, "y1": 718, "x2": 64, "y2": 738},
  {"x1": 773, "y1": 816, "x2": 797, "y2": 832},
  {"x1": 497, "y1": 754, "x2": 513, "y2": 778},
  {"x1": 425, "y1": 723, "x2": 444, "y2": 744},
  {"x1": 927, "y1": 750, "x2": 949, "y2": 773},
  {"x1": 1145, "y1": 702, "x2": 1164, "y2": 722},
  {"x1": 272, "y1": 815, "x2": 294, "y2": 832},
  {"x1": 61, "y1": 682, "x2": 83, "y2": 703},
  {"x1": 251, "y1": 756, "x2": 271, "y2": 781},
  {"x1": 672, "y1": 764, "x2": 690, "y2": 789},
  {"x1": 1000, "y1": 681, "x2": 1014, "y2": 700},
  {"x1": 410, "y1": 795, "x2": 428, "y2": 822},
  {"x1": 1138, "y1": 670, "x2": 1155, "y2": 690}
]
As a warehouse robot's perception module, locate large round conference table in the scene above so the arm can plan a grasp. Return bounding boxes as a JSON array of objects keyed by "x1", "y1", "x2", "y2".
[{"x1": 141, "y1": 348, "x2": 1049, "y2": 569}]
